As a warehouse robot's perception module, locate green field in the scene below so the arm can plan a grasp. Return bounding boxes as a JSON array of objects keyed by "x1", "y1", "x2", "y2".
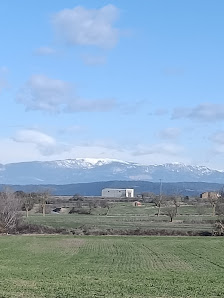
[
  {"x1": 26, "y1": 202, "x2": 217, "y2": 234},
  {"x1": 0, "y1": 235, "x2": 224, "y2": 297}
]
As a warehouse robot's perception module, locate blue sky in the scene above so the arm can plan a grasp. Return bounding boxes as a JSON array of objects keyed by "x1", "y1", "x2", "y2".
[{"x1": 1, "y1": 0, "x2": 224, "y2": 169}]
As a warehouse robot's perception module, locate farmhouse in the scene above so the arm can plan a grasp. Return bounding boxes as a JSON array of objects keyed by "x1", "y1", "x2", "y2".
[
  {"x1": 200, "y1": 191, "x2": 220, "y2": 199},
  {"x1": 102, "y1": 188, "x2": 134, "y2": 198}
]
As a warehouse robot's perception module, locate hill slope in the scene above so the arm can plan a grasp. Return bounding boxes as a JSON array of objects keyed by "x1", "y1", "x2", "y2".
[{"x1": 0, "y1": 181, "x2": 223, "y2": 196}]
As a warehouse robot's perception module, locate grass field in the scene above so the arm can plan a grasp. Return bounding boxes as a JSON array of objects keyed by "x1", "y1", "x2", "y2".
[
  {"x1": 0, "y1": 235, "x2": 224, "y2": 297},
  {"x1": 26, "y1": 202, "x2": 217, "y2": 234}
]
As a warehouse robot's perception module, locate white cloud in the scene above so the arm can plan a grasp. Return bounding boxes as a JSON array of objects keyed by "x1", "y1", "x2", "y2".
[
  {"x1": 0, "y1": 139, "x2": 40, "y2": 164},
  {"x1": 172, "y1": 103, "x2": 224, "y2": 122},
  {"x1": 52, "y1": 5, "x2": 120, "y2": 48},
  {"x1": 213, "y1": 145, "x2": 224, "y2": 154},
  {"x1": 67, "y1": 98, "x2": 116, "y2": 112},
  {"x1": 17, "y1": 74, "x2": 116, "y2": 113},
  {"x1": 17, "y1": 74, "x2": 71, "y2": 112},
  {"x1": 14, "y1": 129, "x2": 55, "y2": 146},
  {"x1": 13, "y1": 129, "x2": 69, "y2": 156},
  {"x1": 58, "y1": 125, "x2": 85, "y2": 134},
  {"x1": 132, "y1": 143, "x2": 183, "y2": 156},
  {"x1": 210, "y1": 131, "x2": 224, "y2": 144},
  {"x1": 34, "y1": 46, "x2": 56, "y2": 56},
  {"x1": 0, "y1": 135, "x2": 190, "y2": 166},
  {"x1": 158, "y1": 128, "x2": 181, "y2": 140}
]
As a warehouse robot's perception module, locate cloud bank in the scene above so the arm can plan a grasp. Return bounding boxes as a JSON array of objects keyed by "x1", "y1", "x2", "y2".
[
  {"x1": 17, "y1": 74, "x2": 116, "y2": 113},
  {"x1": 13, "y1": 129, "x2": 68, "y2": 156}
]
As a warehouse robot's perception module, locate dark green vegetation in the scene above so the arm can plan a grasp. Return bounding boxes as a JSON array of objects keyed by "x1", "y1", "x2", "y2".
[
  {"x1": 0, "y1": 180, "x2": 223, "y2": 196},
  {"x1": 1, "y1": 235, "x2": 224, "y2": 297},
  {"x1": 26, "y1": 202, "x2": 217, "y2": 235}
]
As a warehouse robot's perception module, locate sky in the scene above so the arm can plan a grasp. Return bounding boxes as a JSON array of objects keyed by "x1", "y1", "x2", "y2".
[{"x1": 1, "y1": 0, "x2": 224, "y2": 169}]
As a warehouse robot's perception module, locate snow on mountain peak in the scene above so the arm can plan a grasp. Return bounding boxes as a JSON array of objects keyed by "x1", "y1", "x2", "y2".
[
  {"x1": 76, "y1": 158, "x2": 128, "y2": 166},
  {"x1": 52, "y1": 158, "x2": 130, "y2": 169}
]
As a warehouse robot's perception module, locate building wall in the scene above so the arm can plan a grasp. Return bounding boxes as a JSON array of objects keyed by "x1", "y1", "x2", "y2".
[
  {"x1": 200, "y1": 191, "x2": 220, "y2": 199},
  {"x1": 200, "y1": 192, "x2": 209, "y2": 199},
  {"x1": 125, "y1": 189, "x2": 135, "y2": 198},
  {"x1": 102, "y1": 188, "x2": 134, "y2": 198}
]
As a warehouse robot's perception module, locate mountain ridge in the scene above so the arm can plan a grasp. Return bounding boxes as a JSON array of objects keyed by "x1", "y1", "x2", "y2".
[{"x1": 0, "y1": 158, "x2": 224, "y2": 185}]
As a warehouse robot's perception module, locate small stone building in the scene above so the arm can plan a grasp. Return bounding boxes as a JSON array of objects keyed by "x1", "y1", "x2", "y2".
[{"x1": 200, "y1": 191, "x2": 220, "y2": 199}]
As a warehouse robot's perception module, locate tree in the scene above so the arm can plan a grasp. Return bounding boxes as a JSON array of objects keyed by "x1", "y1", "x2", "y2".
[
  {"x1": 75, "y1": 200, "x2": 82, "y2": 209},
  {"x1": 172, "y1": 196, "x2": 181, "y2": 215},
  {"x1": 0, "y1": 189, "x2": 21, "y2": 233},
  {"x1": 213, "y1": 220, "x2": 224, "y2": 236},
  {"x1": 70, "y1": 194, "x2": 84, "y2": 201},
  {"x1": 88, "y1": 200, "x2": 96, "y2": 213},
  {"x1": 183, "y1": 196, "x2": 190, "y2": 203},
  {"x1": 15, "y1": 191, "x2": 35, "y2": 217},
  {"x1": 23, "y1": 193, "x2": 34, "y2": 218},
  {"x1": 215, "y1": 189, "x2": 224, "y2": 216},
  {"x1": 208, "y1": 193, "x2": 219, "y2": 216},
  {"x1": 140, "y1": 192, "x2": 156, "y2": 202},
  {"x1": 153, "y1": 196, "x2": 163, "y2": 216},
  {"x1": 99, "y1": 200, "x2": 108, "y2": 208},
  {"x1": 99, "y1": 200, "x2": 110, "y2": 215},
  {"x1": 165, "y1": 206, "x2": 177, "y2": 222},
  {"x1": 39, "y1": 191, "x2": 50, "y2": 216}
]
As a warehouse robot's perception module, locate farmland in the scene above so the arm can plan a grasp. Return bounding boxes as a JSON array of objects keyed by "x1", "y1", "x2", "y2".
[
  {"x1": 26, "y1": 201, "x2": 218, "y2": 235},
  {"x1": 0, "y1": 235, "x2": 224, "y2": 297}
]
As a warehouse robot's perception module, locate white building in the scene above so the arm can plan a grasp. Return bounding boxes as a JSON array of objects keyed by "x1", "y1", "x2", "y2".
[{"x1": 102, "y1": 188, "x2": 134, "y2": 198}]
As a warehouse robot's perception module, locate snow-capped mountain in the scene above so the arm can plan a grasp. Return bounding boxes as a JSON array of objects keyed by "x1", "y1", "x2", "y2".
[{"x1": 0, "y1": 158, "x2": 223, "y2": 185}]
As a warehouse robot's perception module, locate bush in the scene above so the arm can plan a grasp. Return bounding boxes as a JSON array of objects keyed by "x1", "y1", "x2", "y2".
[
  {"x1": 69, "y1": 227, "x2": 212, "y2": 236},
  {"x1": 69, "y1": 207, "x2": 91, "y2": 215},
  {"x1": 16, "y1": 222, "x2": 69, "y2": 235}
]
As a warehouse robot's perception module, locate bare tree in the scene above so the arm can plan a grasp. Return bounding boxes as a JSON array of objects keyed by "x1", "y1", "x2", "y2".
[
  {"x1": 15, "y1": 191, "x2": 34, "y2": 218},
  {"x1": 215, "y1": 189, "x2": 224, "y2": 216},
  {"x1": 23, "y1": 193, "x2": 34, "y2": 218},
  {"x1": 153, "y1": 179, "x2": 163, "y2": 216},
  {"x1": 0, "y1": 189, "x2": 21, "y2": 232},
  {"x1": 172, "y1": 196, "x2": 181, "y2": 215},
  {"x1": 213, "y1": 220, "x2": 224, "y2": 236},
  {"x1": 39, "y1": 191, "x2": 50, "y2": 216},
  {"x1": 99, "y1": 200, "x2": 110, "y2": 215},
  {"x1": 208, "y1": 193, "x2": 219, "y2": 216},
  {"x1": 76, "y1": 200, "x2": 82, "y2": 209},
  {"x1": 88, "y1": 200, "x2": 97, "y2": 213},
  {"x1": 140, "y1": 192, "x2": 156, "y2": 202},
  {"x1": 153, "y1": 196, "x2": 163, "y2": 216},
  {"x1": 99, "y1": 200, "x2": 108, "y2": 208},
  {"x1": 71, "y1": 193, "x2": 84, "y2": 201},
  {"x1": 165, "y1": 206, "x2": 177, "y2": 222}
]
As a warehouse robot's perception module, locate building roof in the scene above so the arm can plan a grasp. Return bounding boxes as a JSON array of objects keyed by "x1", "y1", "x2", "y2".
[{"x1": 102, "y1": 188, "x2": 134, "y2": 190}]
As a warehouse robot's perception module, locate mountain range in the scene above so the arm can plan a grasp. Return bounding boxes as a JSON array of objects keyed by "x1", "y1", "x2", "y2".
[{"x1": 0, "y1": 158, "x2": 224, "y2": 185}]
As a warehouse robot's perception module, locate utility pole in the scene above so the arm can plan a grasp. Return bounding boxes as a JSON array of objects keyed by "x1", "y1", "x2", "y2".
[
  {"x1": 159, "y1": 179, "x2": 162, "y2": 200},
  {"x1": 157, "y1": 179, "x2": 162, "y2": 217}
]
